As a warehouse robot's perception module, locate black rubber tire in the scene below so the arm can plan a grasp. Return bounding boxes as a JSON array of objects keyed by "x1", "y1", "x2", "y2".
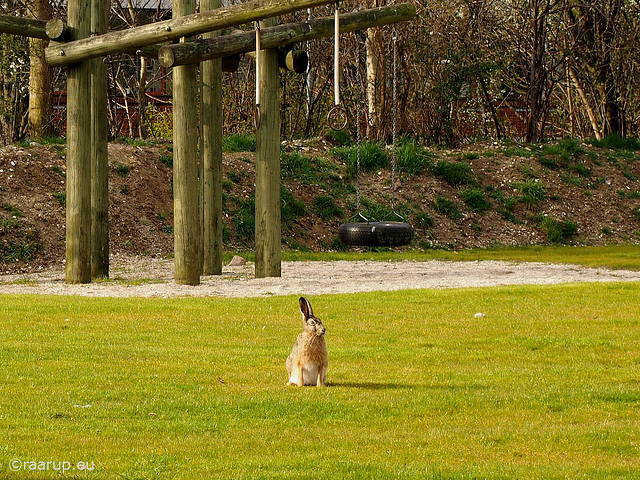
[{"x1": 338, "y1": 222, "x2": 414, "y2": 247}]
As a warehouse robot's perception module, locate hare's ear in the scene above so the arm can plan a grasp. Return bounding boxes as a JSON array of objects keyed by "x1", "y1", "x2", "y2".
[{"x1": 299, "y1": 297, "x2": 313, "y2": 320}]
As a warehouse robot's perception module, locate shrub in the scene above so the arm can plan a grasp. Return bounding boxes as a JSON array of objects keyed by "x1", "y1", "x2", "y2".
[
  {"x1": 539, "y1": 216, "x2": 579, "y2": 244},
  {"x1": 280, "y1": 186, "x2": 306, "y2": 227},
  {"x1": 414, "y1": 211, "x2": 435, "y2": 228},
  {"x1": 313, "y1": 195, "x2": 343, "y2": 220},
  {"x1": 281, "y1": 152, "x2": 316, "y2": 182},
  {"x1": 115, "y1": 163, "x2": 130, "y2": 177},
  {"x1": 233, "y1": 196, "x2": 255, "y2": 241},
  {"x1": 1, "y1": 203, "x2": 22, "y2": 217},
  {"x1": 560, "y1": 173, "x2": 583, "y2": 187},
  {"x1": 144, "y1": 106, "x2": 173, "y2": 138},
  {"x1": 395, "y1": 139, "x2": 435, "y2": 176},
  {"x1": 538, "y1": 156, "x2": 559, "y2": 169},
  {"x1": 570, "y1": 163, "x2": 591, "y2": 177},
  {"x1": 325, "y1": 129, "x2": 353, "y2": 147},
  {"x1": 158, "y1": 154, "x2": 173, "y2": 168},
  {"x1": 433, "y1": 195, "x2": 462, "y2": 220},
  {"x1": 542, "y1": 138, "x2": 585, "y2": 163},
  {"x1": 460, "y1": 187, "x2": 492, "y2": 213},
  {"x1": 590, "y1": 133, "x2": 640, "y2": 151},
  {"x1": 0, "y1": 227, "x2": 42, "y2": 263},
  {"x1": 332, "y1": 141, "x2": 389, "y2": 178},
  {"x1": 360, "y1": 198, "x2": 393, "y2": 222},
  {"x1": 223, "y1": 134, "x2": 256, "y2": 153},
  {"x1": 430, "y1": 160, "x2": 475, "y2": 187},
  {"x1": 503, "y1": 146, "x2": 533, "y2": 158},
  {"x1": 226, "y1": 171, "x2": 241, "y2": 184},
  {"x1": 53, "y1": 191, "x2": 66, "y2": 207},
  {"x1": 514, "y1": 179, "x2": 546, "y2": 207}
]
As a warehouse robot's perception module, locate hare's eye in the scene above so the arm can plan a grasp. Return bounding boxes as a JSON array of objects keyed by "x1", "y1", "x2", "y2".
[{"x1": 308, "y1": 319, "x2": 316, "y2": 326}]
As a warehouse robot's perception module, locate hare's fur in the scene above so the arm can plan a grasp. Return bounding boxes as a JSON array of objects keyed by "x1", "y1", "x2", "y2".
[{"x1": 286, "y1": 297, "x2": 328, "y2": 387}]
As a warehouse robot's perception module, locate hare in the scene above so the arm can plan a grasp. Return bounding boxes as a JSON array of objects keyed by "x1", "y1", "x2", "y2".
[{"x1": 286, "y1": 297, "x2": 328, "y2": 387}]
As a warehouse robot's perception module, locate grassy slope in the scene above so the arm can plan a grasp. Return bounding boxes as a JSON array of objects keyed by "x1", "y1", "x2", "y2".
[{"x1": 1, "y1": 281, "x2": 639, "y2": 478}]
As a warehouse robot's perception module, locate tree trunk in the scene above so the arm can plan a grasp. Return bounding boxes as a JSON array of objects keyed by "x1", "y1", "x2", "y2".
[
  {"x1": 138, "y1": 56, "x2": 148, "y2": 138},
  {"x1": 598, "y1": 0, "x2": 622, "y2": 136},
  {"x1": 525, "y1": 0, "x2": 548, "y2": 143},
  {"x1": 365, "y1": 26, "x2": 381, "y2": 139},
  {"x1": 28, "y1": 0, "x2": 53, "y2": 139},
  {"x1": 567, "y1": 63, "x2": 602, "y2": 140}
]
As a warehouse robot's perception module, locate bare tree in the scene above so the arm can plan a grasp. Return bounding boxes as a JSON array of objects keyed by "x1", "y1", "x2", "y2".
[
  {"x1": 565, "y1": 0, "x2": 628, "y2": 138},
  {"x1": 27, "y1": 0, "x2": 52, "y2": 140}
]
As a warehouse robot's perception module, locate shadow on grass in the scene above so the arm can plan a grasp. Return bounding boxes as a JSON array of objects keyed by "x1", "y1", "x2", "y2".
[{"x1": 329, "y1": 381, "x2": 414, "y2": 390}]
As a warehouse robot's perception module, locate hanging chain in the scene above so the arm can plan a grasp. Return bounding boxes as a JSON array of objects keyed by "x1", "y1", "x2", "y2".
[
  {"x1": 391, "y1": 27, "x2": 398, "y2": 214},
  {"x1": 356, "y1": 87, "x2": 362, "y2": 216},
  {"x1": 356, "y1": 29, "x2": 363, "y2": 218},
  {"x1": 254, "y1": 21, "x2": 262, "y2": 130}
]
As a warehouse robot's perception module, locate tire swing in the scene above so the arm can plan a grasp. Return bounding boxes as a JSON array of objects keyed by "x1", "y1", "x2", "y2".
[{"x1": 338, "y1": 27, "x2": 414, "y2": 248}]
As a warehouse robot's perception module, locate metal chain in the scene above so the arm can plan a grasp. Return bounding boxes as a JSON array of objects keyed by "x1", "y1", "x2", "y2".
[
  {"x1": 254, "y1": 21, "x2": 261, "y2": 130},
  {"x1": 391, "y1": 27, "x2": 398, "y2": 213},
  {"x1": 356, "y1": 30, "x2": 363, "y2": 217}
]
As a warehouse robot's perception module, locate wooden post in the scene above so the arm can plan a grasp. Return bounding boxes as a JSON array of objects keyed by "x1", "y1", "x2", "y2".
[
  {"x1": 173, "y1": 0, "x2": 201, "y2": 285},
  {"x1": 66, "y1": 0, "x2": 92, "y2": 284},
  {"x1": 157, "y1": 4, "x2": 416, "y2": 67},
  {"x1": 91, "y1": 0, "x2": 109, "y2": 278},
  {"x1": 255, "y1": 16, "x2": 281, "y2": 278},
  {"x1": 44, "y1": 0, "x2": 335, "y2": 67},
  {"x1": 201, "y1": 0, "x2": 224, "y2": 276}
]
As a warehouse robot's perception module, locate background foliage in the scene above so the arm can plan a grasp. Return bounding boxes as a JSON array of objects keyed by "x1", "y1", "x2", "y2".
[{"x1": 0, "y1": 0, "x2": 638, "y2": 145}]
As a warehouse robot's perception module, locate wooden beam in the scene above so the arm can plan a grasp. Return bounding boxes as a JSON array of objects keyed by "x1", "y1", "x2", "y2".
[
  {"x1": 247, "y1": 48, "x2": 308, "y2": 73},
  {"x1": 45, "y1": 0, "x2": 335, "y2": 67},
  {"x1": 158, "y1": 3, "x2": 416, "y2": 67},
  {"x1": 0, "y1": 13, "x2": 48, "y2": 40},
  {"x1": 45, "y1": 18, "x2": 68, "y2": 41},
  {"x1": 139, "y1": 44, "x2": 241, "y2": 72},
  {"x1": 280, "y1": 49, "x2": 308, "y2": 73},
  {"x1": 255, "y1": 16, "x2": 282, "y2": 278},
  {"x1": 172, "y1": 0, "x2": 202, "y2": 285}
]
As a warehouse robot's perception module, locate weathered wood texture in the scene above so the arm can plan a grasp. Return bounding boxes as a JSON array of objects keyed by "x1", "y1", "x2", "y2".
[
  {"x1": 65, "y1": 0, "x2": 92, "y2": 284},
  {"x1": 45, "y1": 0, "x2": 335, "y2": 66},
  {"x1": 280, "y1": 49, "x2": 307, "y2": 73},
  {"x1": 45, "y1": 18, "x2": 67, "y2": 41},
  {"x1": 255, "y1": 16, "x2": 282, "y2": 278},
  {"x1": 201, "y1": 0, "x2": 223, "y2": 276},
  {"x1": 0, "y1": 13, "x2": 48, "y2": 39},
  {"x1": 173, "y1": 0, "x2": 202, "y2": 285},
  {"x1": 91, "y1": 0, "x2": 109, "y2": 279},
  {"x1": 247, "y1": 47, "x2": 308, "y2": 73},
  {"x1": 139, "y1": 44, "x2": 241, "y2": 71},
  {"x1": 158, "y1": 3, "x2": 415, "y2": 67}
]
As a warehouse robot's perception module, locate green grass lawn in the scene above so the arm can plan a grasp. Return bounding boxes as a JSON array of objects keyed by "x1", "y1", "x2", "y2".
[
  {"x1": 1, "y1": 280, "x2": 639, "y2": 479},
  {"x1": 279, "y1": 243, "x2": 640, "y2": 271}
]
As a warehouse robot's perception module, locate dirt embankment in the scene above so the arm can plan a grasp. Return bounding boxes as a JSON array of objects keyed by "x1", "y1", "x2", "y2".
[{"x1": 1, "y1": 138, "x2": 640, "y2": 279}]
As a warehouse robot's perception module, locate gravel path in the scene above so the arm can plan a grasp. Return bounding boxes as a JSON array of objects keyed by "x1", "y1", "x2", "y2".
[{"x1": 1, "y1": 256, "x2": 639, "y2": 298}]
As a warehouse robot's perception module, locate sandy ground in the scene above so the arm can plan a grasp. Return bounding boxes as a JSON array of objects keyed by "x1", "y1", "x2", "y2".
[{"x1": 1, "y1": 255, "x2": 639, "y2": 298}]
